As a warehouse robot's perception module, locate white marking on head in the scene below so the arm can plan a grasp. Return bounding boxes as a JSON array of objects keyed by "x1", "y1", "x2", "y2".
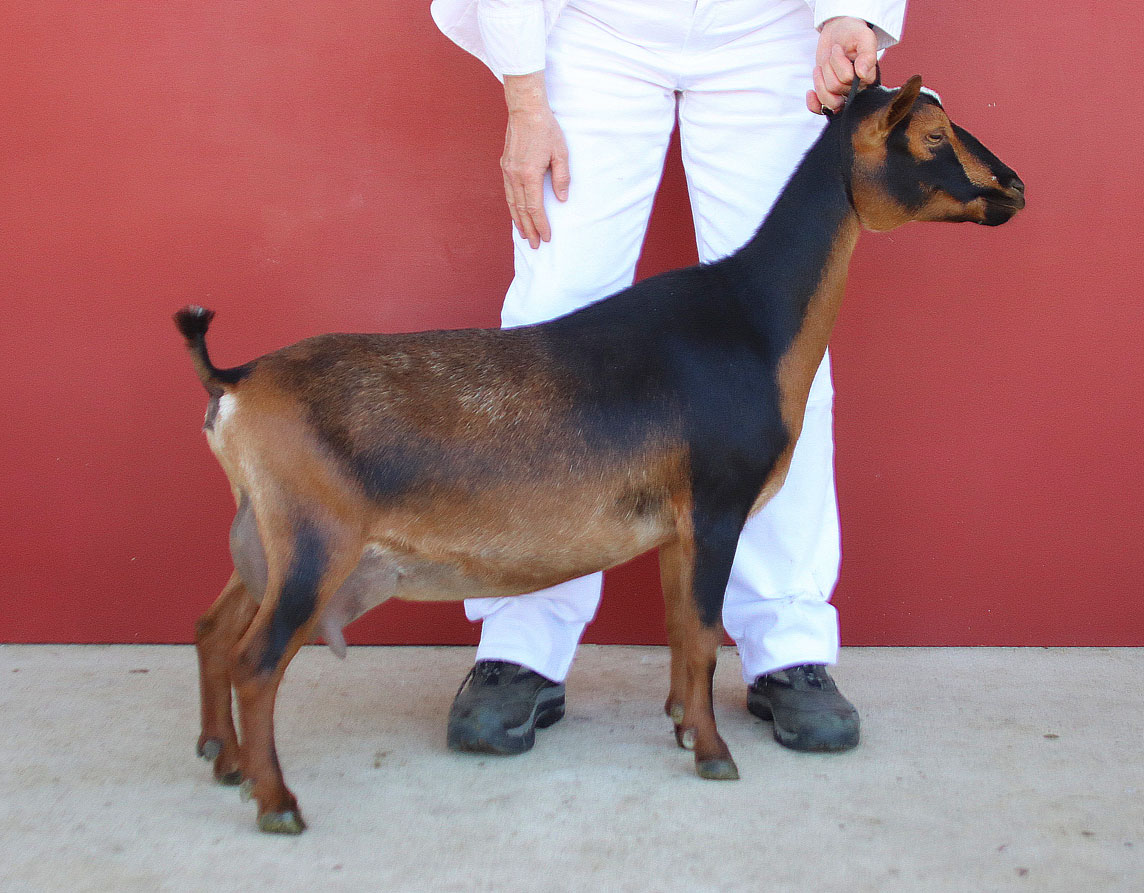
[{"x1": 920, "y1": 87, "x2": 942, "y2": 106}]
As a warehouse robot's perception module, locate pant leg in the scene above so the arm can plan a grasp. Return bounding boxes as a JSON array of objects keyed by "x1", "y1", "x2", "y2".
[
  {"x1": 466, "y1": 4, "x2": 679, "y2": 683},
  {"x1": 676, "y1": 3, "x2": 843, "y2": 682}
]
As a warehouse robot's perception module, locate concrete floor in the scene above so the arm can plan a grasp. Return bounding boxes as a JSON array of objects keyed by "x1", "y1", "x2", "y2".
[{"x1": 0, "y1": 645, "x2": 1140, "y2": 892}]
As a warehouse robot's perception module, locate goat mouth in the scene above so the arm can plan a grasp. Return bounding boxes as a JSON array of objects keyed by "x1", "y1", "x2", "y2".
[
  {"x1": 1003, "y1": 191, "x2": 1026, "y2": 211},
  {"x1": 979, "y1": 197, "x2": 1024, "y2": 226},
  {"x1": 993, "y1": 184, "x2": 1026, "y2": 210}
]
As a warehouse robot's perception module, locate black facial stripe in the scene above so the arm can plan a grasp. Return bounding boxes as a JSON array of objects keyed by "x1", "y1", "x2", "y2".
[
  {"x1": 881, "y1": 127, "x2": 988, "y2": 212},
  {"x1": 953, "y1": 123, "x2": 1017, "y2": 184},
  {"x1": 926, "y1": 143, "x2": 982, "y2": 202}
]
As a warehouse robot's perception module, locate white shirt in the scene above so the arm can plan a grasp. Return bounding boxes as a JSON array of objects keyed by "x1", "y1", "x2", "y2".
[{"x1": 430, "y1": 0, "x2": 907, "y2": 78}]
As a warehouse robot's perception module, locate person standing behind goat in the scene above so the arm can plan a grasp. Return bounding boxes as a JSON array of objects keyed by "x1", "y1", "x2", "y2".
[{"x1": 430, "y1": 0, "x2": 908, "y2": 756}]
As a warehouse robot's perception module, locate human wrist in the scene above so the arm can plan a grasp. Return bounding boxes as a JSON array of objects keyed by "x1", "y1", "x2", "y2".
[
  {"x1": 820, "y1": 16, "x2": 873, "y2": 33},
  {"x1": 504, "y1": 71, "x2": 550, "y2": 115},
  {"x1": 814, "y1": 2, "x2": 904, "y2": 51}
]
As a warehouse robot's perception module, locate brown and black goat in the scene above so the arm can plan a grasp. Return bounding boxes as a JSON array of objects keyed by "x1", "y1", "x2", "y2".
[{"x1": 177, "y1": 77, "x2": 1024, "y2": 833}]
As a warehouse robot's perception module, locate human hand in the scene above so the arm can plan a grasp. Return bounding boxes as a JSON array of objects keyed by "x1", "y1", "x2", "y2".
[
  {"x1": 806, "y1": 16, "x2": 879, "y2": 115},
  {"x1": 501, "y1": 72, "x2": 570, "y2": 249}
]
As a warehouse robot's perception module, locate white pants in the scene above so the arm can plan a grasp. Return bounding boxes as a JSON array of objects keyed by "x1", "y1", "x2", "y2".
[{"x1": 468, "y1": 0, "x2": 841, "y2": 684}]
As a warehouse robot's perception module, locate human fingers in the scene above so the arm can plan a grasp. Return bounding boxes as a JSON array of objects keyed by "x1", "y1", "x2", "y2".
[
  {"x1": 501, "y1": 158, "x2": 542, "y2": 249},
  {"x1": 521, "y1": 168, "x2": 550, "y2": 245},
  {"x1": 527, "y1": 129, "x2": 571, "y2": 243},
  {"x1": 826, "y1": 43, "x2": 857, "y2": 93},
  {"x1": 813, "y1": 17, "x2": 881, "y2": 113},
  {"x1": 854, "y1": 50, "x2": 878, "y2": 85},
  {"x1": 550, "y1": 136, "x2": 570, "y2": 204},
  {"x1": 501, "y1": 111, "x2": 570, "y2": 248},
  {"x1": 502, "y1": 173, "x2": 538, "y2": 249},
  {"x1": 500, "y1": 124, "x2": 545, "y2": 249},
  {"x1": 812, "y1": 64, "x2": 838, "y2": 113},
  {"x1": 533, "y1": 126, "x2": 571, "y2": 241},
  {"x1": 806, "y1": 86, "x2": 826, "y2": 115}
]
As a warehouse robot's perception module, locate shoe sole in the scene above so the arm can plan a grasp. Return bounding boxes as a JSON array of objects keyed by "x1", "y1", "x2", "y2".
[{"x1": 447, "y1": 689, "x2": 566, "y2": 756}]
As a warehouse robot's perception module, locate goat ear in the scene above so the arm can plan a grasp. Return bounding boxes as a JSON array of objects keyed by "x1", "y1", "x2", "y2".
[{"x1": 882, "y1": 75, "x2": 924, "y2": 133}]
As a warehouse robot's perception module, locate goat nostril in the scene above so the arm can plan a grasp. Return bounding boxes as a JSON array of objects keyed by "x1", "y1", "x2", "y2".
[{"x1": 1009, "y1": 177, "x2": 1025, "y2": 194}]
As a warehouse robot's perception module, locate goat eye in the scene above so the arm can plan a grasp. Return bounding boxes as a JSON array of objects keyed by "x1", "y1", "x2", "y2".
[{"x1": 925, "y1": 131, "x2": 945, "y2": 146}]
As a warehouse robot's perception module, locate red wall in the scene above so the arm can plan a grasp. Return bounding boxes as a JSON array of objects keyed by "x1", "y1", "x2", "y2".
[{"x1": 3, "y1": 3, "x2": 1141, "y2": 646}]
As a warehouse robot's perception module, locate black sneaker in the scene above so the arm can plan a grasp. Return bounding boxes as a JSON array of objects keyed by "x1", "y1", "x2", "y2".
[
  {"x1": 446, "y1": 660, "x2": 566, "y2": 755},
  {"x1": 747, "y1": 664, "x2": 860, "y2": 752}
]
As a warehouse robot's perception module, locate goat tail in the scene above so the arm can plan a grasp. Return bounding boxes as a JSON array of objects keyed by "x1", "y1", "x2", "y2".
[{"x1": 173, "y1": 305, "x2": 252, "y2": 394}]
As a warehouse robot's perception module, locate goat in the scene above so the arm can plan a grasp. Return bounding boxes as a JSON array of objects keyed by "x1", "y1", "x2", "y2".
[{"x1": 177, "y1": 76, "x2": 1024, "y2": 833}]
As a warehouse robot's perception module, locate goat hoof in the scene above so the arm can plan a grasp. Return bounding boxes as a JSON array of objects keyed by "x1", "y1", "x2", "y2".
[
  {"x1": 258, "y1": 810, "x2": 306, "y2": 835},
  {"x1": 669, "y1": 704, "x2": 685, "y2": 725},
  {"x1": 217, "y1": 769, "x2": 243, "y2": 786},
  {"x1": 239, "y1": 779, "x2": 255, "y2": 803},
  {"x1": 696, "y1": 758, "x2": 740, "y2": 781},
  {"x1": 680, "y1": 728, "x2": 697, "y2": 751},
  {"x1": 197, "y1": 737, "x2": 222, "y2": 762}
]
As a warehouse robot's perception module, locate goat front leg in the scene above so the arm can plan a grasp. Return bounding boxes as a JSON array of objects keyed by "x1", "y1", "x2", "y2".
[
  {"x1": 661, "y1": 511, "x2": 743, "y2": 781},
  {"x1": 195, "y1": 571, "x2": 257, "y2": 785},
  {"x1": 659, "y1": 541, "x2": 690, "y2": 742},
  {"x1": 230, "y1": 518, "x2": 358, "y2": 834}
]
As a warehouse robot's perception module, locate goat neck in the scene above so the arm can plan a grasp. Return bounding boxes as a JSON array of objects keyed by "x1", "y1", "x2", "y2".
[{"x1": 717, "y1": 116, "x2": 861, "y2": 435}]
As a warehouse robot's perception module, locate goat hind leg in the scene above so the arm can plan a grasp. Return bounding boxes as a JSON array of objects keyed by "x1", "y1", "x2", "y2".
[
  {"x1": 195, "y1": 571, "x2": 256, "y2": 784},
  {"x1": 231, "y1": 519, "x2": 358, "y2": 834}
]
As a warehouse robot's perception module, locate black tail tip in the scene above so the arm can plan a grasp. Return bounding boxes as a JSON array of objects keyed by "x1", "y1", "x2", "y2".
[{"x1": 174, "y1": 305, "x2": 215, "y2": 340}]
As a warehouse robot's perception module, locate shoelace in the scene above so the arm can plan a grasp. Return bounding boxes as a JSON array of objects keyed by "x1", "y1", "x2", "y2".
[
  {"x1": 795, "y1": 664, "x2": 829, "y2": 689},
  {"x1": 453, "y1": 660, "x2": 511, "y2": 699},
  {"x1": 760, "y1": 664, "x2": 830, "y2": 691}
]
